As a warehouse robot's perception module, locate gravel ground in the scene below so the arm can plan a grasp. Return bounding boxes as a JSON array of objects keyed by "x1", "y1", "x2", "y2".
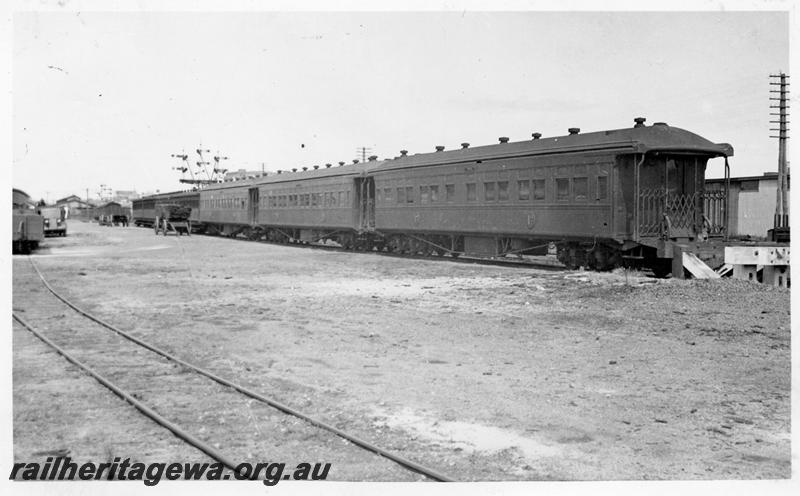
[{"x1": 12, "y1": 220, "x2": 791, "y2": 481}]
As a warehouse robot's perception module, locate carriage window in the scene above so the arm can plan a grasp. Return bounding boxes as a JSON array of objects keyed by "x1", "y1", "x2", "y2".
[
  {"x1": 430, "y1": 185, "x2": 439, "y2": 202},
  {"x1": 556, "y1": 178, "x2": 570, "y2": 201},
  {"x1": 466, "y1": 183, "x2": 477, "y2": 202},
  {"x1": 446, "y1": 184, "x2": 455, "y2": 202},
  {"x1": 406, "y1": 186, "x2": 414, "y2": 203},
  {"x1": 484, "y1": 182, "x2": 496, "y2": 201},
  {"x1": 573, "y1": 177, "x2": 588, "y2": 201},
  {"x1": 597, "y1": 176, "x2": 608, "y2": 200},
  {"x1": 384, "y1": 188, "x2": 393, "y2": 203},
  {"x1": 498, "y1": 181, "x2": 509, "y2": 201},
  {"x1": 518, "y1": 180, "x2": 530, "y2": 201},
  {"x1": 533, "y1": 179, "x2": 546, "y2": 200},
  {"x1": 397, "y1": 187, "x2": 405, "y2": 203},
  {"x1": 420, "y1": 185, "x2": 430, "y2": 204}
]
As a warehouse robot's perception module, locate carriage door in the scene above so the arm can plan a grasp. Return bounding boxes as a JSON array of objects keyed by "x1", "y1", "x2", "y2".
[
  {"x1": 248, "y1": 187, "x2": 259, "y2": 224},
  {"x1": 355, "y1": 177, "x2": 375, "y2": 231},
  {"x1": 663, "y1": 157, "x2": 700, "y2": 239}
]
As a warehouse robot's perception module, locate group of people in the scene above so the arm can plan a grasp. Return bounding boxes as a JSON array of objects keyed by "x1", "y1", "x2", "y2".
[{"x1": 98, "y1": 214, "x2": 129, "y2": 227}]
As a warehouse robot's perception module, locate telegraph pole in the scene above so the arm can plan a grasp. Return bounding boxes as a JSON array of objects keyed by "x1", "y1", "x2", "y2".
[
  {"x1": 355, "y1": 146, "x2": 372, "y2": 164},
  {"x1": 769, "y1": 72, "x2": 790, "y2": 241}
]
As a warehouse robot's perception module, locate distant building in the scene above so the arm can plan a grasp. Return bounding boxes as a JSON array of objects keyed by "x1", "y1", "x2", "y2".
[
  {"x1": 706, "y1": 172, "x2": 790, "y2": 238},
  {"x1": 55, "y1": 194, "x2": 93, "y2": 217},
  {"x1": 56, "y1": 195, "x2": 92, "y2": 209}
]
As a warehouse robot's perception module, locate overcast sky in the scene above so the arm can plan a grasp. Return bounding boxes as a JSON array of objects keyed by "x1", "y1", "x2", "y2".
[{"x1": 11, "y1": 8, "x2": 790, "y2": 203}]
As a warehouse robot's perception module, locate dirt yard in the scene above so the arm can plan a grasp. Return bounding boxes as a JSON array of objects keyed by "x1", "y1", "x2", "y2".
[{"x1": 12, "y1": 220, "x2": 791, "y2": 481}]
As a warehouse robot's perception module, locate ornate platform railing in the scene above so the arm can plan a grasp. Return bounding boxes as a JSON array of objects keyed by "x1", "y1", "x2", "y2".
[{"x1": 639, "y1": 189, "x2": 727, "y2": 239}]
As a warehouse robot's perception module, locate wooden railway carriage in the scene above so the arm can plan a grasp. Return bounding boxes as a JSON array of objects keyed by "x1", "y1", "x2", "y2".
[
  {"x1": 198, "y1": 163, "x2": 374, "y2": 248},
  {"x1": 132, "y1": 190, "x2": 201, "y2": 228},
  {"x1": 94, "y1": 202, "x2": 131, "y2": 226},
  {"x1": 365, "y1": 119, "x2": 732, "y2": 272},
  {"x1": 135, "y1": 118, "x2": 732, "y2": 273}
]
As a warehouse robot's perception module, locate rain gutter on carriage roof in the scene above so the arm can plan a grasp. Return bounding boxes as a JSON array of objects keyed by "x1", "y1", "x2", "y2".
[
  {"x1": 201, "y1": 161, "x2": 374, "y2": 192},
  {"x1": 375, "y1": 125, "x2": 733, "y2": 173},
  {"x1": 172, "y1": 123, "x2": 733, "y2": 194}
]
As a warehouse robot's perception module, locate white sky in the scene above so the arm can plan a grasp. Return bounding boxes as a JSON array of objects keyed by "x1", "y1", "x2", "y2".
[{"x1": 10, "y1": 5, "x2": 792, "y2": 203}]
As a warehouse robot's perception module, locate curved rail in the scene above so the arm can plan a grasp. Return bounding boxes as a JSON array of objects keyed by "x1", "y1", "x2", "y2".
[
  {"x1": 12, "y1": 313, "x2": 248, "y2": 478},
  {"x1": 23, "y1": 257, "x2": 455, "y2": 482}
]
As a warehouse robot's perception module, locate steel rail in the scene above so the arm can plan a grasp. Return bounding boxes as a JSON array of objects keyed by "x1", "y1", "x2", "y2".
[
  {"x1": 24, "y1": 257, "x2": 455, "y2": 482},
  {"x1": 11, "y1": 312, "x2": 248, "y2": 479}
]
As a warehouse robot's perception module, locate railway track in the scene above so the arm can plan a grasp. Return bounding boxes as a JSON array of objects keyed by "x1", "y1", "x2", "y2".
[{"x1": 12, "y1": 257, "x2": 454, "y2": 482}]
